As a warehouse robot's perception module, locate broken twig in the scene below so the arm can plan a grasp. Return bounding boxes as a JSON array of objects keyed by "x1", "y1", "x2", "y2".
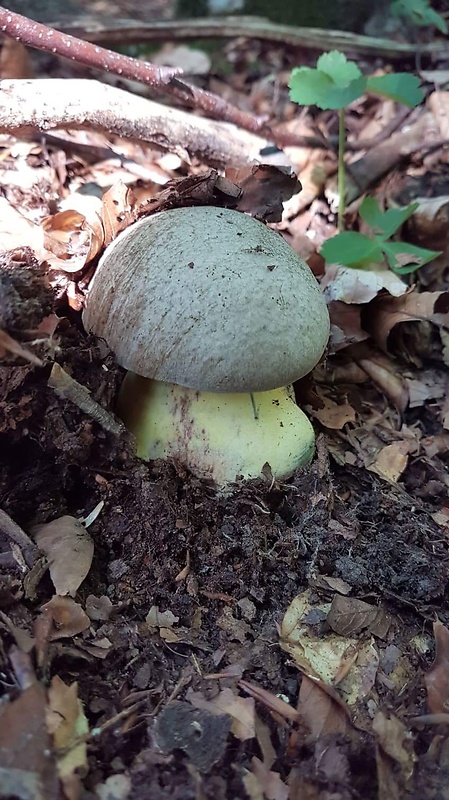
[
  {"x1": 0, "y1": 79, "x2": 270, "y2": 167},
  {"x1": 0, "y1": 8, "x2": 266, "y2": 134},
  {"x1": 48, "y1": 362, "x2": 125, "y2": 436},
  {"x1": 49, "y1": 14, "x2": 447, "y2": 60}
]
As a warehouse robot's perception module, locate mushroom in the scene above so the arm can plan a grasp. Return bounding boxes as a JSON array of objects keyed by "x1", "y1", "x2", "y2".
[{"x1": 82, "y1": 206, "x2": 329, "y2": 486}]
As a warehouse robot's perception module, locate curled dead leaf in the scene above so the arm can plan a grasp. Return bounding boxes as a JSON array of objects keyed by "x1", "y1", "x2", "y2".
[
  {"x1": 357, "y1": 352, "x2": 409, "y2": 412},
  {"x1": 41, "y1": 596, "x2": 90, "y2": 640},
  {"x1": 33, "y1": 515, "x2": 94, "y2": 597},
  {"x1": 424, "y1": 620, "x2": 449, "y2": 714},
  {"x1": 368, "y1": 290, "x2": 449, "y2": 360},
  {"x1": 46, "y1": 676, "x2": 88, "y2": 800},
  {"x1": 368, "y1": 441, "x2": 411, "y2": 483},
  {"x1": 41, "y1": 209, "x2": 103, "y2": 272},
  {"x1": 188, "y1": 687, "x2": 255, "y2": 742},
  {"x1": 322, "y1": 263, "x2": 407, "y2": 305},
  {"x1": 100, "y1": 181, "x2": 136, "y2": 246},
  {"x1": 307, "y1": 391, "x2": 356, "y2": 430}
]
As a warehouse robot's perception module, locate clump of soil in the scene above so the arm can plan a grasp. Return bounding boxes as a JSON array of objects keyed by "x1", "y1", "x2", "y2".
[{"x1": 1, "y1": 322, "x2": 448, "y2": 799}]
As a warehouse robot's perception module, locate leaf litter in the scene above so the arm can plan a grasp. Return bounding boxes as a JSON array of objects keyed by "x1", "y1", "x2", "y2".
[{"x1": 1, "y1": 4, "x2": 449, "y2": 799}]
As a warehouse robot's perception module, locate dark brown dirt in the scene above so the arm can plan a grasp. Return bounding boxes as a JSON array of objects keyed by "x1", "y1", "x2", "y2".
[
  {"x1": 1, "y1": 5, "x2": 449, "y2": 798},
  {"x1": 1, "y1": 319, "x2": 448, "y2": 799}
]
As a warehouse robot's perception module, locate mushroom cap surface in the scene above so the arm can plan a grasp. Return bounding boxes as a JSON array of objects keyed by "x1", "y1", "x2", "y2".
[{"x1": 83, "y1": 206, "x2": 329, "y2": 393}]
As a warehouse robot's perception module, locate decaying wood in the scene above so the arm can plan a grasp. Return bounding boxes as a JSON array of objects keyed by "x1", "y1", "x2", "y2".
[
  {"x1": 346, "y1": 112, "x2": 439, "y2": 202},
  {"x1": 48, "y1": 363, "x2": 125, "y2": 437},
  {"x1": 0, "y1": 8, "x2": 266, "y2": 135},
  {"x1": 54, "y1": 15, "x2": 445, "y2": 60},
  {"x1": 0, "y1": 79, "x2": 271, "y2": 167}
]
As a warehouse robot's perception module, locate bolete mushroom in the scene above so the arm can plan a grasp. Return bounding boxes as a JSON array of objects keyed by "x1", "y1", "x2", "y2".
[{"x1": 82, "y1": 206, "x2": 329, "y2": 486}]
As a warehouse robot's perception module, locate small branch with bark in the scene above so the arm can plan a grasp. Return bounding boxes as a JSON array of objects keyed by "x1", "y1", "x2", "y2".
[
  {"x1": 0, "y1": 79, "x2": 271, "y2": 167},
  {"x1": 53, "y1": 14, "x2": 446, "y2": 60},
  {"x1": 0, "y1": 7, "x2": 266, "y2": 135}
]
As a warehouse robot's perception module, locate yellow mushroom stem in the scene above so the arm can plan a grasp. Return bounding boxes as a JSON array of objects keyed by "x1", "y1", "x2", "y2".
[{"x1": 118, "y1": 374, "x2": 315, "y2": 487}]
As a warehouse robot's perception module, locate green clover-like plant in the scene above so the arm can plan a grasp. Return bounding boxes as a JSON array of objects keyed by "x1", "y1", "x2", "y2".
[
  {"x1": 289, "y1": 51, "x2": 423, "y2": 230},
  {"x1": 320, "y1": 197, "x2": 441, "y2": 274},
  {"x1": 391, "y1": 0, "x2": 447, "y2": 34}
]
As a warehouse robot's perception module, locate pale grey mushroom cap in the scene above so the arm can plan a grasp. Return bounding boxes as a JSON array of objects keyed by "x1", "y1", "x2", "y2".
[{"x1": 83, "y1": 206, "x2": 329, "y2": 393}]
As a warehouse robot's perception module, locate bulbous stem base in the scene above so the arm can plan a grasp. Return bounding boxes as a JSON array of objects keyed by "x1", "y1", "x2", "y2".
[{"x1": 118, "y1": 375, "x2": 315, "y2": 486}]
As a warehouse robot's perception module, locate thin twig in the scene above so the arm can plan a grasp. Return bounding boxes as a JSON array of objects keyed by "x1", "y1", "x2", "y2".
[
  {"x1": 52, "y1": 15, "x2": 446, "y2": 60},
  {"x1": 48, "y1": 362, "x2": 125, "y2": 436},
  {"x1": 0, "y1": 6, "x2": 177, "y2": 86},
  {"x1": 0, "y1": 8, "x2": 266, "y2": 134},
  {"x1": 0, "y1": 509, "x2": 40, "y2": 555},
  {"x1": 0, "y1": 79, "x2": 270, "y2": 167}
]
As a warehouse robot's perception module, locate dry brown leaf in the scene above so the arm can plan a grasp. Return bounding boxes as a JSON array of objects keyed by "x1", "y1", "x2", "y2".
[
  {"x1": 297, "y1": 674, "x2": 350, "y2": 739},
  {"x1": 226, "y1": 163, "x2": 300, "y2": 222},
  {"x1": 357, "y1": 354, "x2": 409, "y2": 412},
  {"x1": 326, "y1": 596, "x2": 377, "y2": 636},
  {"x1": 100, "y1": 181, "x2": 137, "y2": 247},
  {"x1": 373, "y1": 711, "x2": 415, "y2": 800},
  {"x1": 424, "y1": 620, "x2": 449, "y2": 714},
  {"x1": 406, "y1": 371, "x2": 446, "y2": 409},
  {"x1": 0, "y1": 36, "x2": 33, "y2": 79},
  {"x1": 85, "y1": 594, "x2": 113, "y2": 621},
  {"x1": 188, "y1": 687, "x2": 255, "y2": 741},
  {"x1": 373, "y1": 711, "x2": 415, "y2": 780},
  {"x1": 408, "y1": 195, "x2": 449, "y2": 250},
  {"x1": 46, "y1": 676, "x2": 88, "y2": 800},
  {"x1": 345, "y1": 112, "x2": 438, "y2": 203},
  {"x1": 368, "y1": 441, "x2": 411, "y2": 483},
  {"x1": 33, "y1": 516, "x2": 94, "y2": 597},
  {"x1": 244, "y1": 756, "x2": 289, "y2": 800},
  {"x1": 217, "y1": 606, "x2": 253, "y2": 642},
  {"x1": 0, "y1": 682, "x2": 59, "y2": 799},
  {"x1": 145, "y1": 605, "x2": 179, "y2": 631},
  {"x1": 254, "y1": 714, "x2": 276, "y2": 771},
  {"x1": 0, "y1": 196, "x2": 46, "y2": 258},
  {"x1": 77, "y1": 636, "x2": 113, "y2": 659},
  {"x1": 238, "y1": 680, "x2": 299, "y2": 723},
  {"x1": 41, "y1": 596, "x2": 90, "y2": 640},
  {"x1": 368, "y1": 290, "x2": 449, "y2": 355},
  {"x1": 41, "y1": 209, "x2": 102, "y2": 272},
  {"x1": 327, "y1": 519, "x2": 359, "y2": 540},
  {"x1": 314, "y1": 576, "x2": 352, "y2": 595},
  {"x1": 328, "y1": 300, "x2": 369, "y2": 351},
  {"x1": 308, "y1": 394, "x2": 356, "y2": 430},
  {"x1": 322, "y1": 263, "x2": 407, "y2": 305},
  {"x1": 281, "y1": 592, "x2": 381, "y2": 704}
]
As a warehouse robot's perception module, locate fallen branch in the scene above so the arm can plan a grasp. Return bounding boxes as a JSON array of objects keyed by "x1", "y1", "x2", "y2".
[
  {"x1": 0, "y1": 79, "x2": 271, "y2": 167},
  {"x1": 52, "y1": 14, "x2": 445, "y2": 60},
  {"x1": 0, "y1": 7, "x2": 266, "y2": 135},
  {"x1": 48, "y1": 363, "x2": 125, "y2": 437}
]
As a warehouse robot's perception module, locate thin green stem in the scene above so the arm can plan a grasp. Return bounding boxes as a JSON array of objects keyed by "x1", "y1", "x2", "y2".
[{"x1": 338, "y1": 107, "x2": 346, "y2": 231}]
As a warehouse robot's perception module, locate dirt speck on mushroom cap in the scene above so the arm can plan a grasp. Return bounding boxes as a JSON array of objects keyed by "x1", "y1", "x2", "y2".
[{"x1": 83, "y1": 206, "x2": 329, "y2": 393}]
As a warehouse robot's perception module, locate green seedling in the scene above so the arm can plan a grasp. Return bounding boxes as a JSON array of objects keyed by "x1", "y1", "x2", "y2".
[
  {"x1": 289, "y1": 51, "x2": 423, "y2": 229},
  {"x1": 321, "y1": 196, "x2": 441, "y2": 274},
  {"x1": 391, "y1": 0, "x2": 447, "y2": 34}
]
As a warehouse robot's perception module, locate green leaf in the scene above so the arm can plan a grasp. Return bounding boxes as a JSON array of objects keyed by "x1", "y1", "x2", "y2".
[
  {"x1": 359, "y1": 199, "x2": 419, "y2": 237},
  {"x1": 358, "y1": 197, "x2": 386, "y2": 230},
  {"x1": 289, "y1": 66, "x2": 365, "y2": 110},
  {"x1": 316, "y1": 51, "x2": 362, "y2": 86},
  {"x1": 382, "y1": 240, "x2": 441, "y2": 273},
  {"x1": 366, "y1": 73, "x2": 423, "y2": 107},
  {"x1": 321, "y1": 232, "x2": 384, "y2": 266},
  {"x1": 391, "y1": 0, "x2": 448, "y2": 33}
]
